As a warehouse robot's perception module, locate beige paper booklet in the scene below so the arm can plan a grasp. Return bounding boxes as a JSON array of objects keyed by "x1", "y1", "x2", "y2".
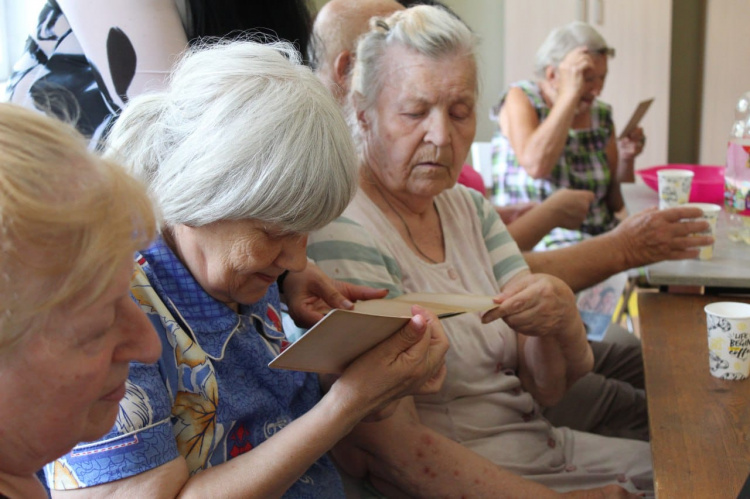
[
  {"x1": 619, "y1": 98, "x2": 654, "y2": 139},
  {"x1": 268, "y1": 293, "x2": 496, "y2": 373}
]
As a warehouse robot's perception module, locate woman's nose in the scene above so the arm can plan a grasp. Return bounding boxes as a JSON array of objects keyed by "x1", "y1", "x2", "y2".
[
  {"x1": 114, "y1": 298, "x2": 162, "y2": 365},
  {"x1": 424, "y1": 111, "x2": 452, "y2": 147},
  {"x1": 276, "y1": 234, "x2": 309, "y2": 273}
]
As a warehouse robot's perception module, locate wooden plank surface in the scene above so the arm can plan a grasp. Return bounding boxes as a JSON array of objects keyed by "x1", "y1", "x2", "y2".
[{"x1": 639, "y1": 292, "x2": 750, "y2": 498}]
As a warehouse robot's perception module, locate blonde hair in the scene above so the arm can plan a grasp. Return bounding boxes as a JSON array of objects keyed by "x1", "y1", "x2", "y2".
[{"x1": 0, "y1": 104, "x2": 156, "y2": 351}]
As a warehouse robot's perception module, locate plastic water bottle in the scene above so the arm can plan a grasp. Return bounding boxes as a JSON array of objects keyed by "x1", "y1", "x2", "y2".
[{"x1": 725, "y1": 91, "x2": 750, "y2": 244}]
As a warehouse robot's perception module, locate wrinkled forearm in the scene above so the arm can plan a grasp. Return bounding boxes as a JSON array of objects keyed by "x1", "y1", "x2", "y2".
[
  {"x1": 515, "y1": 275, "x2": 592, "y2": 407},
  {"x1": 524, "y1": 233, "x2": 628, "y2": 293},
  {"x1": 516, "y1": 94, "x2": 579, "y2": 179},
  {"x1": 332, "y1": 399, "x2": 561, "y2": 498},
  {"x1": 507, "y1": 203, "x2": 559, "y2": 251},
  {"x1": 518, "y1": 323, "x2": 593, "y2": 407}
]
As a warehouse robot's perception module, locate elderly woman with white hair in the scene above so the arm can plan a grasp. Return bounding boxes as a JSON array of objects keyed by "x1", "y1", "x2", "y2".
[
  {"x1": 43, "y1": 40, "x2": 449, "y2": 498},
  {"x1": 491, "y1": 21, "x2": 646, "y2": 250},
  {"x1": 0, "y1": 103, "x2": 162, "y2": 498},
  {"x1": 308, "y1": 6, "x2": 652, "y2": 497}
]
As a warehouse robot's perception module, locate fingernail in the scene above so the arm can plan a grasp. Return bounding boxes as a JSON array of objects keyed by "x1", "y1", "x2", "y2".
[
  {"x1": 341, "y1": 299, "x2": 354, "y2": 309},
  {"x1": 411, "y1": 314, "x2": 426, "y2": 331}
]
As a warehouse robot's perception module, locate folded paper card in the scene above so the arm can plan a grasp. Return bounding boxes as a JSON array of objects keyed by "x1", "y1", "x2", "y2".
[
  {"x1": 619, "y1": 98, "x2": 654, "y2": 139},
  {"x1": 269, "y1": 293, "x2": 496, "y2": 373}
]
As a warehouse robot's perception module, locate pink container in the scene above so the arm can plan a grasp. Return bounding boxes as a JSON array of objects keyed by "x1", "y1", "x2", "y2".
[{"x1": 636, "y1": 164, "x2": 725, "y2": 204}]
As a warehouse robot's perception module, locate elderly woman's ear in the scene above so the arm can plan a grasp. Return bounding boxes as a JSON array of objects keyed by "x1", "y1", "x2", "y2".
[
  {"x1": 333, "y1": 50, "x2": 353, "y2": 88},
  {"x1": 544, "y1": 65, "x2": 557, "y2": 84},
  {"x1": 355, "y1": 103, "x2": 371, "y2": 131}
]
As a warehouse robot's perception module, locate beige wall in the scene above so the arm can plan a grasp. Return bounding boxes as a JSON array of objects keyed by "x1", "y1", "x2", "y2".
[{"x1": 699, "y1": 0, "x2": 750, "y2": 166}]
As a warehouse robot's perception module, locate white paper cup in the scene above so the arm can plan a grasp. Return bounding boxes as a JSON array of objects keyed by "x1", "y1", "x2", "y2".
[
  {"x1": 704, "y1": 302, "x2": 750, "y2": 380},
  {"x1": 683, "y1": 202, "x2": 721, "y2": 260},
  {"x1": 658, "y1": 169, "x2": 694, "y2": 209}
]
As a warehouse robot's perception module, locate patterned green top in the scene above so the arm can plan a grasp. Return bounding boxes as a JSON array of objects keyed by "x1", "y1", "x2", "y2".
[{"x1": 490, "y1": 80, "x2": 617, "y2": 249}]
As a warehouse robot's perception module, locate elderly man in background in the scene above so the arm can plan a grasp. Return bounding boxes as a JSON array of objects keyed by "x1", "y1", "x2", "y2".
[{"x1": 309, "y1": 0, "x2": 710, "y2": 447}]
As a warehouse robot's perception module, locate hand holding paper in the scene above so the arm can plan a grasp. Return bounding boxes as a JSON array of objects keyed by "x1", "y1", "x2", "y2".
[
  {"x1": 270, "y1": 293, "x2": 495, "y2": 373},
  {"x1": 482, "y1": 273, "x2": 583, "y2": 339},
  {"x1": 321, "y1": 305, "x2": 449, "y2": 423}
]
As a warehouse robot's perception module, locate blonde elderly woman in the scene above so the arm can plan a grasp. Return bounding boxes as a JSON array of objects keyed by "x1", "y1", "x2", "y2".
[
  {"x1": 0, "y1": 103, "x2": 161, "y2": 499},
  {"x1": 308, "y1": 6, "x2": 653, "y2": 497},
  {"x1": 491, "y1": 21, "x2": 646, "y2": 250},
  {"x1": 44, "y1": 40, "x2": 448, "y2": 498}
]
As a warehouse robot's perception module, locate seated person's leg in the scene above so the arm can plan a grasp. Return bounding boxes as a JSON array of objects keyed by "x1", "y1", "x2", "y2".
[{"x1": 543, "y1": 338, "x2": 649, "y2": 441}]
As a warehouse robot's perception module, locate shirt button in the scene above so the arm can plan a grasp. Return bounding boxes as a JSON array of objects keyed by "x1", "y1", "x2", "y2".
[
  {"x1": 547, "y1": 437, "x2": 557, "y2": 449},
  {"x1": 447, "y1": 268, "x2": 458, "y2": 280}
]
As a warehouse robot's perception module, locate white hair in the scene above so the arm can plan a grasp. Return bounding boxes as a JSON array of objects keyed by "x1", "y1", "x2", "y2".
[
  {"x1": 349, "y1": 5, "x2": 477, "y2": 150},
  {"x1": 534, "y1": 21, "x2": 611, "y2": 78},
  {"x1": 105, "y1": 40, "x2": 357, "y2": 233}
]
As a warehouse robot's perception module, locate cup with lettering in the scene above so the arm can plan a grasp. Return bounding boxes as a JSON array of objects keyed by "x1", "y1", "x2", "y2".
[
  {"x1": 683, "y1": 202, "x2": 721, "y2": 260},
  {"x1": 704, "y1": 302, "x2": 750, "y2": 380},
  {"x1": 657, "y1": 169, "x2": 694, "y2": 209}
]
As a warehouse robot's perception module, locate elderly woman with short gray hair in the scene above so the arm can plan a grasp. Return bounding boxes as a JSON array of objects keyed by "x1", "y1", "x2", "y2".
[
  {"x1": 309, "y1": 6, "x2": 651, "y2": 497},
  {"x1": 43, "y1": 40, "x2": 448, "y2": 498},
  {"x1": 491, "y1": 21, "x2": 646, "y2": 250}
]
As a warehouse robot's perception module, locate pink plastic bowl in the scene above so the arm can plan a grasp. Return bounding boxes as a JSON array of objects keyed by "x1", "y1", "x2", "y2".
[{"x1": 636, "y1": 164, "x2": 725, "y2": 204}]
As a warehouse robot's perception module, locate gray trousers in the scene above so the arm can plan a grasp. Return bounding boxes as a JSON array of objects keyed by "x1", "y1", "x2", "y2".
[{"x1": 542, "y1": 327, "x2": 649, "y2": 441}]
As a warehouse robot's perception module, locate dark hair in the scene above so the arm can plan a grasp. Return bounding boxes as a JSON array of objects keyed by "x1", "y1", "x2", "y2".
[{"x1": 187, "y1": 0, "x2": 313, "y2": 63}]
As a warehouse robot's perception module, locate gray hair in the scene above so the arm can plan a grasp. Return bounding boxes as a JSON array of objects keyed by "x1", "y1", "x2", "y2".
[
  {"x1": 350, "y1": 5, "x2": 478, "y2": 116},
  {"x1": 105, "y1": 40, "x2": 357, "y2": 233},
  {"x1": 533, "y1": 21, "x2": 612, "y2": 78}
]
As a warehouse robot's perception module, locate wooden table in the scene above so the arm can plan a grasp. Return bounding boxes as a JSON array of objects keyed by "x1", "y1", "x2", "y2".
[
  {"x1": 622, "y1": 183, "x2": 750, "y2": 291},
  {"x1": 639, "y1": 292, "x2": 750, "y2": 498}
]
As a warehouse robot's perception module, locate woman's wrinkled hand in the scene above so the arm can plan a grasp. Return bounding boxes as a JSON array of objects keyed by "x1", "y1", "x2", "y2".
[
  {"x1": 613, "y1": 206, "x2": 713, "y2": 268},
  {"x1": 556, "y1": 46, "x2": 594, "y2": 100},
  {"x1": 481, "y1": 272, "x2": 581, "y2": 338},
  {"x1": 333, "y1": 305, "x2": 449, "y2": 418},
  {"x1": 618, "y1": 126, "x2": 646, "y2": 162},
  {"x1": 282, "y1": 262, "x2": 389, "y2": 328}
]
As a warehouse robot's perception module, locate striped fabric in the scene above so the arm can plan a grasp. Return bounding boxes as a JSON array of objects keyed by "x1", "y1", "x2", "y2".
[{"x1": 308, "y1": 184, "x2": 527, "y2": 300}]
